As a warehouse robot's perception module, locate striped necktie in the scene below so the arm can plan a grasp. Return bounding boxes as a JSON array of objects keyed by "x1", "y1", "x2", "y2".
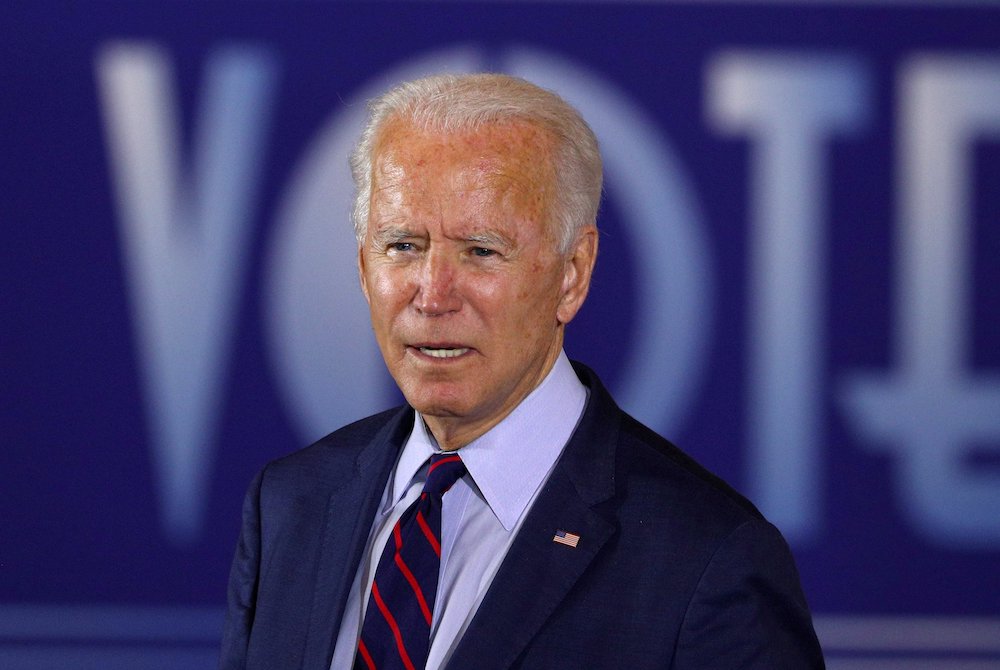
[{"x1": 354, "y1": 452, "x2": 466, "y2": 670}]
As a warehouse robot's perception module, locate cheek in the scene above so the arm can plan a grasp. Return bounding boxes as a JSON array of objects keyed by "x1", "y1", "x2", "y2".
[
  {"x1": 366, "y1": 270, "x2": 410, "y2": 316},
  {"x1": 508, "y1": 281, "x2": 562, "y2": 328},
  {"x1": 370, "y1": 272, "x2": 397, "y2": 297},
  {"x1": 522, "y1": 263, "x2": 564, "y2": 308},
  {"x1": 463, "y1": 271, "x2": 508, "y2": 304},
  {"x1": 513, "y1": 267, "x2": 543, "y2": 301}
]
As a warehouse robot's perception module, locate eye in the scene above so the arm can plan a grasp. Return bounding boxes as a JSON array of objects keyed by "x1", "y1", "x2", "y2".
[
  {"x1": 471, "y1": 247, "x2": 495, "y2": 258},
  {"x1": 389, "y1": 242, "x2": 414, "y2": 253}
]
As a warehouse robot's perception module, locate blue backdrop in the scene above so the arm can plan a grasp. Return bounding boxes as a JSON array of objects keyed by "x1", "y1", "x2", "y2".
[{"x1": 3, "y1": 1, "x2": 999, "y2": 667}]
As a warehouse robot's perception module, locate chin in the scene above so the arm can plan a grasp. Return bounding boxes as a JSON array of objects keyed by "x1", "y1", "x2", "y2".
[
  {"x1": 402, "y1": 384, "x2": 472, "y2": 418},
  {"x1": 409, "y1": 400, "x2": 470, "y2": 420}
]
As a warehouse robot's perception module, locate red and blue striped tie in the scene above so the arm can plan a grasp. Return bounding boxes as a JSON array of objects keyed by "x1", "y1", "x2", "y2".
[{"x1": 354, "y1": 452, "x2": 466, "y2": 670}]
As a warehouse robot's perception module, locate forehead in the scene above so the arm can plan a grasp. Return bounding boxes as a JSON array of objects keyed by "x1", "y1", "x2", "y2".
[{"x1": 370, "y1": 118, "x2": 558, "y2": 195}]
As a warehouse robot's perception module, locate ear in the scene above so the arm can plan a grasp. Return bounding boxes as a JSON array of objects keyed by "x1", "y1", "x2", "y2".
[
  {"x1": 556, "y1": 225, "x2": 598, "y2": 325},
  {"x1": 358, "y1": 243, "x2": 371, "y2": 305}
]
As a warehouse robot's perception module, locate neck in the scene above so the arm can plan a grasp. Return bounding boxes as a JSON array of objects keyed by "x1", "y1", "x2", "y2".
[{"x1": 422, "y1": 419, "x2": 486, "y2": 452}]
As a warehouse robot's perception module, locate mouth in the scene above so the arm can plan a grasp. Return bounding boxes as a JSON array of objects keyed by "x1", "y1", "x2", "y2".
[{"x1": 411, "y1": 345, "x2": 472, "y2": 359}]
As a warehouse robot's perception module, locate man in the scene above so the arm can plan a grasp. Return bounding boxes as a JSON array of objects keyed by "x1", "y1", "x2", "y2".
[{"x1": 220, "y1": 73, "x2": 823, "y2": 669}]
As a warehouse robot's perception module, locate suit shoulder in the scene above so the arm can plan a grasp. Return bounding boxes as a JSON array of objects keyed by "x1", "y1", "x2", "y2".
[
  {"x1": 618, "y1": 411, "x2": 764, "y2": 525},
  {"x1": 262, "y1": 406, "x2": 407, "y2": 489},
  {"x1": 570, "y1": 361, "x2": 763, "y2": 529}
]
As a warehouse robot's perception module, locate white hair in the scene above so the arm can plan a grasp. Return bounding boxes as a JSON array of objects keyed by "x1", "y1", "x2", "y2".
[{"x1": 349, "y1": 73, "x2": 602, "y2": 253}]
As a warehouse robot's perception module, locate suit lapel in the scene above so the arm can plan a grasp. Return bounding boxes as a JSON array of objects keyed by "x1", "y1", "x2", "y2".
[
  {"x1": 301, "y1": 408, "x2": 413, "y2": 670},
  {"x1": 447, "y1": 364, "x2": 625, "y2": 670},
  {"x1": 445, "y1": 466, "x2": 616, "y2": 670}
]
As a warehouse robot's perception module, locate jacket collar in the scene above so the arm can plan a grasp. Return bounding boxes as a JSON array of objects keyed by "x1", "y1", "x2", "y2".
[{"x1": 302, "y1": 406, "x2": 413, "y2": 670}]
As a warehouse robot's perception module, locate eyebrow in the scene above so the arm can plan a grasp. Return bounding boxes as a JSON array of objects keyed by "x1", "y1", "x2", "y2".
[
  {"x1": 466, "y1": 231, "x2": 513, "y2": 250},
  {"x1": 370, "y1": 226, "x2": 514, "y2": 250},
  {"x1": 369, "y1": 226, "x2": 415, "y2": 247}
]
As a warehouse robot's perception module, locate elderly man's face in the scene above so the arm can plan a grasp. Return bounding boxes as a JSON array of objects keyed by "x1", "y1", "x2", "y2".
[{"x1": 359, "y1": 119, "x2": 596, "y2": 449}]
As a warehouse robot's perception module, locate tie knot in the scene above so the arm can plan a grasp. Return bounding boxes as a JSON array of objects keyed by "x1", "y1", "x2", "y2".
[{"x1": 422, "y1": 453, "x2": 466, "y2": 498}]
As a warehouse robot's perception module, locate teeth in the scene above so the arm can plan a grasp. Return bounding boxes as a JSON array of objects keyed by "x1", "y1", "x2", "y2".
[{"x1": 419, "y1": 347, "x2": 469, "y2": 359}]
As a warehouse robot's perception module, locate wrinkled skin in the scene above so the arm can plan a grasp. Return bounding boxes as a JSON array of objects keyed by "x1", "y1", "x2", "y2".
[{"x1": 359, "y1": 118, "x2": 598, "y2": 451}]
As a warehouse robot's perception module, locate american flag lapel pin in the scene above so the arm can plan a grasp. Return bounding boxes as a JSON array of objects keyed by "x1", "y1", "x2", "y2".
[{"x1": 552, "y1": 529, "x2": 580, "y2": 548}]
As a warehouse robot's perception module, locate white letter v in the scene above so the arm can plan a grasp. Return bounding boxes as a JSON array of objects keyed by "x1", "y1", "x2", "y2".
[{"x1": 96, "y1": 42, "x2": 276, "y2": 544}]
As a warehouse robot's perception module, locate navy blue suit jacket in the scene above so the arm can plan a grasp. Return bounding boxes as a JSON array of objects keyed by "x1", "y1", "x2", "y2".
[{"x1": 220, "y1": 363, "x2": 823, "y2": 669}]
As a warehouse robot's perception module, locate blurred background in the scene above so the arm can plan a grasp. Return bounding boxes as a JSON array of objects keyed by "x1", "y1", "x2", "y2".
[{"x1": 3, "y1": 1, "x2": 999, "y2": 667}]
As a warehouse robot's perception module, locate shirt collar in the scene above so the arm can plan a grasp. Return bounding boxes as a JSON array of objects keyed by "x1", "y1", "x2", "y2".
[
  {"x1": 390, "y1": 351, "x2": 588, "y2": 531},
  {"x1": 384, "y1": 414, "x2": 438, "y2": 514}
]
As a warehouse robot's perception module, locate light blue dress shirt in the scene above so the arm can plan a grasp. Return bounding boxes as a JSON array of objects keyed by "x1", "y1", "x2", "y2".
[{"x1": 330, "y1": 351, "x2": 588, "y2": 669}]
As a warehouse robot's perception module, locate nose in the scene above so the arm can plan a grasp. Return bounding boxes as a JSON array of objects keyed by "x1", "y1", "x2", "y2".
[{"x1": 414, "y1": 249, "x2": 461, "y2": 316}]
